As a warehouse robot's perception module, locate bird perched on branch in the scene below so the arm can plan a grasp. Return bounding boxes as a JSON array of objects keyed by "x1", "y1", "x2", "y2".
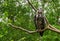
[{"x1": 34, "y1": 8, "x2": 45, "y2": 36}]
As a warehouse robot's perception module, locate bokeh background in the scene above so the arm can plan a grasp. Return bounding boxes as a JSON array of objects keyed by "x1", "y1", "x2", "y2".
[{"x1": 0, "y1": 0, "x2": 60, "y2": 41}]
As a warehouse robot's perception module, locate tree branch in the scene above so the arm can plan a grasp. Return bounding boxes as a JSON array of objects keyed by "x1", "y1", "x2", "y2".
[
  {"x1": 8, "y1": 23, "x2": 37, "y2": 34},
  {"x1": 8, "y1": 23, "x2": 47, "y2": 34},
  {"x1": 45, "y1": 17, "x2": 60, "y2": 34},
  {"x1": 8, "y1": 23, "x2": 60, "y2": 34},
  {"x1": 27, "y1": 0, "x2": 37, "y2": 11},
  {"x1": 48, "y1": 24, "x2": 60, "y2": 34},
  {"x1": 8, "y1": 16, "x2": 60, "y2": 34}
]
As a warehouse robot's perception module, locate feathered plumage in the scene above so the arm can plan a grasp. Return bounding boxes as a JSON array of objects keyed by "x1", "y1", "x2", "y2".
[{"x1": 34, "y1": 9, "x2": 45, "y2": 36}]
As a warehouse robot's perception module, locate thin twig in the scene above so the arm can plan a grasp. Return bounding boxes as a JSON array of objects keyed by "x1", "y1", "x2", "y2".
[{"x1": 27, "y1": 0, "x2": 37, "y2": 11}]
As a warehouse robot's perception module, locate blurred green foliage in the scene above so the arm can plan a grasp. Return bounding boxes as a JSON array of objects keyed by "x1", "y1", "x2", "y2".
[{"x1": 0, "y1": 0, "x2": 60, "y2": 41}]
